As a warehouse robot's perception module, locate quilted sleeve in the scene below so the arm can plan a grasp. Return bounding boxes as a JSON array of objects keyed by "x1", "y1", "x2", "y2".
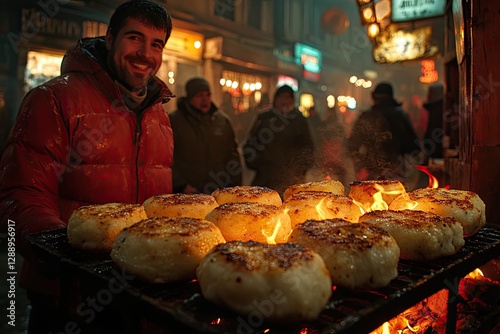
[{"x1": 0, "y1": 85, "x2": 70, "y2": 259}]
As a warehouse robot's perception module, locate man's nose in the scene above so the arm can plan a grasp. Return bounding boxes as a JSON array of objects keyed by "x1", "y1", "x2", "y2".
[{"x1": 137, "y1": 43, "x2": 152, "y2": 58}]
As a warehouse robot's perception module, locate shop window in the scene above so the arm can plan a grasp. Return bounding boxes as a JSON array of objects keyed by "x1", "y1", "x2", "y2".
[
  {"x1": 214, "y1": 0, "x2": 236, "y2": 21},
  {"x1": 219, "y1": 70, "x2": 267, "y2": 115},
  {"x1": 24, "y1": 51, "x2": 64, "y2": 94},
  {"x1": 284, "y1": 0, "x2": 303, "y2": 39},
  {"x1": 247, "y1": 1, "x2": 262, "y2": 29},
  {"x1": 82, "y1": 21, "x2": 108, "y2": 38}
]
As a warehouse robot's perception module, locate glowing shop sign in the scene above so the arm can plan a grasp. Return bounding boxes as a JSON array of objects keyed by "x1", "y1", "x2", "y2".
[
  {"x1": 392, "y1": 0, "x2": 446, "y2": 22},
  {"x1": 419, "y1": 60, "x2": 439, "y2": 83},
  {"x1": 373, "y1": 25, "x2": 439, "y2": 64},
  {"x1": 295, "y1": 43, "x2": 322, "y2": 73}
]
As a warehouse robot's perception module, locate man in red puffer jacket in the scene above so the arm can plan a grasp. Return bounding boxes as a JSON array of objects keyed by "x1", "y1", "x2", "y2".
[{"x1": 0, "y1": 1, "x2": 174, "y2": 332}]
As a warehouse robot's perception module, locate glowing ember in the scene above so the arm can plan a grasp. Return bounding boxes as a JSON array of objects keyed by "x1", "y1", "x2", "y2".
[
  {"x1": 369, "y1": 268, "x2": 498, "y2": 334},
  {"x1": 465, "y1": 268, "x2": 484, "y2": 279},
  {"x1": 405, "y1": 318, "x2": 420, "y2": 332},
  {"x1": 370, "y1": 289, "x2": 447, "y2": 333},
  {"x1": 210, "y1": 318, "x2": 221, "y2": 325},
  {"x1": 381, "y1": 322, "x2": 390, "y2": 334}
]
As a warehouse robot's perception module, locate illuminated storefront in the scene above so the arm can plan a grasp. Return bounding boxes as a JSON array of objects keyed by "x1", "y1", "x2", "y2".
[
  {"x1": 24, "y1": 51, "x2": 64, "y2": 94},
  {"x1": 2, "y1": 1, "x2": 109, "y2": 128},
  {"x1": 219, "y1": 70, "x2": 266, "y2": 114},
  {"x1": 2, "y1": 1, "x2": 208, "y2": 119},
  {"x1": 204, "y1": 36, "x2": 276, "y2": 116}
]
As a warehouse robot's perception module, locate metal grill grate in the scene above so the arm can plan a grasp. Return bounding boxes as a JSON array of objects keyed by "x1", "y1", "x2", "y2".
[{"x1": 28, "y1": 225, "x2": 500, "y2": 333}]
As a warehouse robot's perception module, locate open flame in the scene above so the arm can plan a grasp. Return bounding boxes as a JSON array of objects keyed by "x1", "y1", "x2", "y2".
[
  {"x1": 315, "y1": 198, "x2": 329, "y2": 219},
  {"x1": 370, "y1": 268, "x2": 487, "y2": 334},
  {"x1": 261, "y1": 218, "x2": 283, "y2": 245},
  {"x1": 465, "y1": 268, "x2": 484, "y2": 279},
  {"x1": 416, "y1": 165, "x2": 451, "y2": 189},
  {"x1": 417, "y1": 165, "x2": 439, "y2": 188},
  {"x1": 389, "y1": 192, "x2": 419, "y2": 210},
  {"x1": 353, "y1": 184, "x2": 408, "y2": 214}
]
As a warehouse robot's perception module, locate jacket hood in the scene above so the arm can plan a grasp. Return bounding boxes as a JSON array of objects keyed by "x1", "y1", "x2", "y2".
[
  {"x1": 61, "y1": 37, "x2": 109, "y2": 77},
  {"x1": 61, "y1": 37, "x2": 174, "y2": 105}
]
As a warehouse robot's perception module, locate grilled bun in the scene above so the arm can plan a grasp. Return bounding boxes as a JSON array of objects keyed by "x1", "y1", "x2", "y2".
[
  {"x1": 196, "y1": 241, "x2": 332, "y2": 323},
  {"x1": 67, "y1": 203, "x2": 147, "y2": 252},
  {"x1": 360, "y1": 210, "x2": 464, "y2": 260},
  {"x1": 143, "y1": 193, "x2": 218, "y2": 219},
  {"x1": 204, "y1": 202, "x2": 292, "y2": 243},
  {"x1": 389, "y1": 188, "x2": 486, "y2": 236},
  {"x1": 282, "y1": 191, "x2": 363, "y2": 227},
  {"x1": 212, "y1": 186, "x2": 282, "y2": 206},
  {"x1": 111, "y1": 217, "x2": 225, "y2": 283},
  {"x1": 283, "y1": 179, "x2": 345, "y2": 201},
  {"x1": 289, "y1": 219, "x2": 399, "y2": 290},
  {"x1": 349, "y1": 180, "x2": 407, "y2": 212}
]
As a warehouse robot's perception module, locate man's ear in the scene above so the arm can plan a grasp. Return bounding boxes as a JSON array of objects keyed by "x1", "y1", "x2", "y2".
[{"x1": 105, "y1": 31, "x2": 113, "y2": 51}]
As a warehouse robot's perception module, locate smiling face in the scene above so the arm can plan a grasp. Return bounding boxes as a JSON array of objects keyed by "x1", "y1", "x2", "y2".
[{"x1": 105, "y1": 18, "x2": 166, "y2": 93}]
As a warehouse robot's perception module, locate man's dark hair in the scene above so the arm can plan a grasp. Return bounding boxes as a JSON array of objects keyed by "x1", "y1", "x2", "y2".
[
  {"x1": 274, "y1": 85, "x2": 295, "y2": 99},
  {"x1": 107, "y1": 0, "x2": 173, "y2": 42}
]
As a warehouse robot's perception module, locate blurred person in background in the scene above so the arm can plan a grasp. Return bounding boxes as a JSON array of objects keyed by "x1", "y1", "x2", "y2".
[
  {"x1": 243, "y1": 91, "x2": 271, "y2": 141},
  {"x1": 315, "y1": 106, "x2": 353, "y2": 188},
  {"x1": 169, "y1": 77, "x2": 242, "y2": 194},
  {"x1": 219, "y1": 91, "x2": 244, "y2": 144},
  {"x1": 243, "y1": 85, "x2": 315, "y2": 196},
  {"x1": 0, "y1": 1, "x2": 175, "y2": 332},
  {"x1": 422, "y1": 83, "x2": 445, "y2": 164},
  {"x1": 406, "y1": 93, "x2": 429, "y2": 142},
  {"x1": 347, "y1": 82, "x2": 423, "y2": 187}
]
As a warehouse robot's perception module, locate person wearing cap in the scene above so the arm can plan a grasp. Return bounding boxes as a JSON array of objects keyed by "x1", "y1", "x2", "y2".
[
  {"x1": 347, "y1": 82, "x2": 423, "y2": 186},
  {"x1": 169, "y1": 77, "x2": 242, "y2": 194},
  {"x1": 422, "y1": 83, "x2": 444, "y2": 162},
  {"x1": 243, "y1": 84, "x2": 315, "y2": 196}
]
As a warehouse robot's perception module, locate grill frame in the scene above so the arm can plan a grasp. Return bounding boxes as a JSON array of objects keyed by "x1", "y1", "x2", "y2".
[{"x1": 28, "y1": 225, "x2": 500, "y2": 333}]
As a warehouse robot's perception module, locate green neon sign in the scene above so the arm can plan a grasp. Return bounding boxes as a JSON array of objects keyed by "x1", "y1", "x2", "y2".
[{"x1": 295, "y1": 43, "x2": 322, "y2": 73}]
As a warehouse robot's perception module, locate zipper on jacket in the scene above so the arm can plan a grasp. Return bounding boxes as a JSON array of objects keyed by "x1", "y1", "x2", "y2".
[{"x1": 134, "y1": 112, "x2": 144, "y2": 203}]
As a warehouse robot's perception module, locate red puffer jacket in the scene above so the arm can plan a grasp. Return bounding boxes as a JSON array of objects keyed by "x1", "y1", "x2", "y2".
[{"x1": 0, "y1": 38, "x2": 174, "y2": 294}]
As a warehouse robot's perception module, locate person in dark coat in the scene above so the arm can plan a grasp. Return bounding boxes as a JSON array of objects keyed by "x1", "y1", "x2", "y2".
[
  {"x1": 243, "y1": 85, "x2": 315, "y2": 196},
  {"x1": 169, "y1": 77, "x2": 242, "y2": 194},
  {"x1": 422, "y1": 83, "x2": 444, "y2": 162},
  {"x1": 348, "y1": 82, "x2": 423, "y2": 185}
]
